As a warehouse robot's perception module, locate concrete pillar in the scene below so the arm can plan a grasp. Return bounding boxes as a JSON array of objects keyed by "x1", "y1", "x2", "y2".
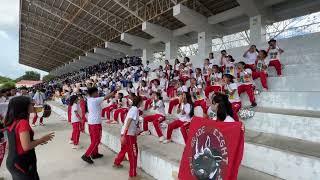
[
  {"x1": 105, "y1": 42, "x2": 134, "y2": 56},
  {"x1": 250, "y1": 15, "x2": 266, "y2": 44},
  {"x1": 142, "y1": 48, "x2": 153, "y2": 65},
  {"x1": 165, "y1": 40, "x2": 178, "y2": 61},
  {"x1": 198, "y1": 32, "x2": 212, "y2": 60}
]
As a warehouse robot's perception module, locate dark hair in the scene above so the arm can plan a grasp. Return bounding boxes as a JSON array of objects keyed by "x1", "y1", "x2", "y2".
[
  {"x1": 212, "y1": 65, "x2": 220, "y2": 71},
  {"x1": 69, "y1": 95, "x2": 78, "y2": 106},
  {"x1": 184, "y1": 92, "x2": 194, "y2": 117},
  {"x1": 223, "y1": 74, "x2": 234, "y2": 83},
  {"x1": 212, "y1": 94, "x2": 233, "y2": 121},
  {"x1": 118, "y1": 92, "x2": 124, "y2": 102},
  {"x1": 259, "y1": 50, "x2": 268, "y2": 58},
  {"x1": 227, "y1": 55, "x2": 235, "y2": 62},
  {"x1": 154, "y1": 92, "x2": 163, "y2": 100},
  {"x1": 20, "y1": 86, "x2": 28, "y2": 91},
  {"x1": 88, "y1": 87, "x2": 98, "y2": 96},
  {"x1": 4, "y1": 96, "x2": 32, "y2": 127},
  {"x1": 132, "y1": 95, "x2": 142, "y2": 107},
  {"x1": 238, "y1": 61, "x2": 246, "y2": 66},
  {"x1": 221, "y1": 50, "x2": 226, "y2": 53},
  {"x1": 141, "y1": 80, "x2": 147, "y2": 87}
]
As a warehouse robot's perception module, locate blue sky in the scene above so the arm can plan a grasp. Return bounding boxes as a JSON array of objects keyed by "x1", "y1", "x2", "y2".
[{"x1": 0, "y1": 0, "x2": 47, "y2": 79}]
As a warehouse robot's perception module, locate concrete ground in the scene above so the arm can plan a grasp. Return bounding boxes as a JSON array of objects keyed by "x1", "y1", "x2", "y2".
[{"x1": 0, "y1": 113, "x2": 153, "y2": 180}]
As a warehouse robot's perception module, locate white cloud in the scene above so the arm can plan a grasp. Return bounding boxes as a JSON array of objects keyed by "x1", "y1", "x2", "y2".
[{"x1": 0, "y1": 0, "x2": 19, "y2": 28}]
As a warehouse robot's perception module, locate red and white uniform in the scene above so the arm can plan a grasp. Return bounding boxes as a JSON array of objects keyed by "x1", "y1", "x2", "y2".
[
  {"x1": 253, "y1": 58, "x2": 269, "y2": 89},
  {"x1": 113, "y1": 98, "x2": 128, "y2": 123},
  {"x1": 114, "y1": 106, "x2": 140, "y2": 177},
  {"x1": 70, "y1": 103, "x2": 81, "y2": 145},
  {"x1": 143, "y1": 100, "x2": 166, "y2": 137},
  {"x1": 224, "y1": 83, "x2": 241, "y2": 121},
  {"x1": 237, "y1": 69, "x2": 256, "y2": 105},
  {"x1": 168, "y1": 85, "x2": 188, "y2": 114},
  {"x1": 267, "y1": 47, "x2": 282, "y2": 76},
  {"x1": 167, "y1": 103, "x2": 191, "y2": 143},
  {"x1": 205, "y1": 72, "x2": 222, "y2": 98},
  {"x1": 224, "y1": 62, "x2": 236, "y2": 77},
  {"x1": 84, "y1": 97, "x2": 104, "y2": 157},
  {"x1": 190, "y1": 84, "x2": 207, "y2": 114},
  {"x1": 244, "y1": 51, "x2": 258, "y2": 66}
]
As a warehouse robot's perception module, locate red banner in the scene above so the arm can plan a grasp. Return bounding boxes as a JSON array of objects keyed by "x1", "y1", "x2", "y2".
[{"x1": 178, "y1": 117, "x2": 244, "y2": 180}]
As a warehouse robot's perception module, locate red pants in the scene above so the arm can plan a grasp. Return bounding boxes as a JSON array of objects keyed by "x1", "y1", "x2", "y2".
[
  {"x1": 194, "y1": 99, "x2": 208, "y2": 114},
  {"x1": 144, "y1": 98, "x2": 152, "y2": 110},
  {"x1": 113, "y1": 108, "x2": 128, "y2": 123},
  {"x1": 143, "y1": 114, "x2": 165, "y2": 137},
  {"x1": 71, "y1": 122, "x2": 81, "y2": 145},
  {"x1": 114, "y1": 135, "x2": 138, "y2": 177},
  {"x1": 245, "y1": 64, "x2": 256, "y2": 71},
  {"x1": 32, "y1": 113, "x2": 43, "y2": 125},
  {"x1": 231, "y1": 102, "x2": 242, "y2": 122},
  {"x1": 253, "y1": 71, "x2": 268, "y2": 89},
  {"x1": 269, "y1": 59, "x2": 282, "y2": 76},
  {"x1": 167, "y1": 120, "x2": 189, "y2": 143},
  {"x1": 205, "y1": 85, "x2": 222, "y2": 98},
  {"x1": 102, "y1": 104, "x2": 117, "y2": 119},
  {"x1": 167, "y1": 86, "x2": 176, "y2": 98},
  {"x1": 85, "y1": 124, "x2": 102, "y2": 157},
  {"x1": 238, "y1": 84, "x2": 256, "y2": 104},
  {"x1": 168, "y1": 98, "x2": 180, "y2": 114}
]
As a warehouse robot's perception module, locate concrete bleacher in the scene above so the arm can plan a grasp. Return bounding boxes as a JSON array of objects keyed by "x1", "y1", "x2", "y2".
[{"x1": 48, "y1": 33, "x2": 320, "y2": 180}]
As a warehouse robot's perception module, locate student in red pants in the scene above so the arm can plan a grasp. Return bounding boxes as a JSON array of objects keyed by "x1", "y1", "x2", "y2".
[
  {"x1": 103, "y1": 97, "x2": 117, "y2": 122},
  {"x1": 243, "y1": 45, "x2": 258, "y2": 71},
  {"x1": 168, "y1": 80, "x2": 188, "y2": 114},
  {"x1": 205, "y1": 65, "x2": 223, "y2": 97},
  {"x1": 141, "y1": 92, "x2": 166, "y2": 142},
  {"x1": 253, "y1": 50, "x2": 270, "y2": 91},
  {"x1": 137, "y1": 80, "x2": 152, "y2": 110},
  {"x1": 222, "y1": 74, "x2": 241, "y2": 121},
  {"x1": 110, "y1": 92, "x2": 128, "y2": 124},
  {"x1": 189, "y1": 78, "x2": 207, "y2": 114},
  {"x1": 78, "y1": 94, "x2": 87, "y2": 132},
  {"x1": 68, "y1": 95, "x2": 82, "y2": 149},
  {"x1": 113, "y1": 95, "x2": 142, "y2": 179},
  {"x1": 237, "y1": 62, "x2": 257, "y2": 107},
  {"x1": 267, "y1": 39, "x2": 284, "y2": 76},
  {"x1": 163, "y1": 92, "x2": 194, "y2": 144},
  {"x1": 81, "y1": 87, "x2": 115, "y2": 164}
]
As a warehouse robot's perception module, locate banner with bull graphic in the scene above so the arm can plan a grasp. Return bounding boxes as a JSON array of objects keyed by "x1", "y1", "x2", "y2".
[{"x1": 178, "y1": 117, "x2": 244, "y2": 180}]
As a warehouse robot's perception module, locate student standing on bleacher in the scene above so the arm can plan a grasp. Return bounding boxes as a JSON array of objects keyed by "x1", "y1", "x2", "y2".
[
  {"x1": 113, "y1": 95, "x2": 142, "y2": 179},
  {"x1": 267, "y1": 39, "x2": 284, "y2": 76}
]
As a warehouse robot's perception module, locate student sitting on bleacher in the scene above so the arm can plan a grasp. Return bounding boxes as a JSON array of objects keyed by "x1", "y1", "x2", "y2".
[
  {"x1": 209, "y1": 93, "x2": 235, "y2": 122},
  {"x1": 163, "y1": 92, "x2": 194, "y2": 144},
  {"x1": 205, "y1": 65, "x2": 223, "y2": 98},
  {"x1": 137, "y1": 80, "x2": 152, "y2": 111},
  {"x1": 222, "y1": 74, "x2": 241, "y2": 121},
  {"x1": 237, "y1": 62, "x2": 257, "y2": 107},
  {"x1": 189, "y1": 78, "x2": 207, "y2": 114},
  {"x1": 111, "y1": 92, "x2": 128, "y2": 124},
  {"x1": 168, "y1": 80, "x2": 188, "y2": 114}
]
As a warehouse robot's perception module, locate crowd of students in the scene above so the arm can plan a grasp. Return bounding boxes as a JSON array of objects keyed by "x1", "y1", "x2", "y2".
[{"x1": 0, "y1": 39, "x2": 284, "y2": 179}]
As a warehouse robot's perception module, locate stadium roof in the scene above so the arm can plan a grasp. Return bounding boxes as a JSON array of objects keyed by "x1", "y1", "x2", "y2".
[{"x1": 19, "y1": 0, "x2": 320, "y2": 72}]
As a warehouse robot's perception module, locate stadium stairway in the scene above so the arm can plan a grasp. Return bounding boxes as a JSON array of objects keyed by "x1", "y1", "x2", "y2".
[{"x1": 48, "y1": 33, "x2": 320, "y2": 180}]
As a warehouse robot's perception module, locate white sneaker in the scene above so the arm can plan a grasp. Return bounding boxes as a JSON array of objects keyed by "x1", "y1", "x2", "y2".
[
  {"x1": 140, "y1": 131, "x2": 151, "y2": 136},
  {"x1": 31, "y1": 124, "x2": 36, "y2": 127},
  {"x1": 159, "y1": 136, "x2": 165, "y2": 142},
  {"x1": 72, "y1": 145, "x2": 79, "y2": 149},
  {"x1": 162, "y1": 139, "x2": 171, "y2": 144},
  {"x1": 68, "y1": 140, "x2": 73, "y2": 144}
]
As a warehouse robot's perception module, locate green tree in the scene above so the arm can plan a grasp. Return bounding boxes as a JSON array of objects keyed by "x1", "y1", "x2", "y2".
[
  {"x1": 42, "y1": 74, "x2": 55, "y2": 82},
  {"x1": 16, "y1": 71, "x2": 41, "y2": 81},
  {"x1": 1, "y1": 81, "x2": 16, "y2": 89},
  {"x1": 0, "y1": 76, "x2": 13, "y2": 84}
]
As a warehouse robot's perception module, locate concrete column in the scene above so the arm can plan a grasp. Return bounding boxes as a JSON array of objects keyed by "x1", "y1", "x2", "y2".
[
  {"x1": 250, "y1": 15, "x2": 266, "y2": 44},
  {"x1": 198, "y1": 32, "x2": 212, "y2": 60},
  {"x1": 105, "y1": 42, "x2": 134, "y2": 56},
  {"x1": 165, "y1": 40, "x2": 178, "y2": 61},
  {"x1": 142, "y1": 48, "x2": 153, "y2": 65}
]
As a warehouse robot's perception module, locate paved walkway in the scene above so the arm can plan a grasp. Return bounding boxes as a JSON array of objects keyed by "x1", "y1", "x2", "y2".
[{"x1": 0, "y1": 113, "x2": 153, "y2": 180}]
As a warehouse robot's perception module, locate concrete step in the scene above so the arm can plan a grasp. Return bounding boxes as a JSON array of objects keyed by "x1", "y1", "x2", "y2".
[
  {"x1": 268, "y1": 64, "x2": 320, "y2": 77},
  {"x1": 258, "y1": 76, "x2": 320, "y2": 92},
  {"x1": 240, "y1": 91, "x2": 320, "y2": 111},
  {"x1": 281, "y1": 52, "x2": 320, "y2": 65},
  {"x1": 245, "y1": 109, "x2": 320, "y2": 143}
]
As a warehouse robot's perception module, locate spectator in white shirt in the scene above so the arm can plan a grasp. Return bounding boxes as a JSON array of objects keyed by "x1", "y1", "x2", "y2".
[
  {"x1": 243, "y1": 45, "x2": 259, "y2": 71},
  {"x1": 68, "y1": 95, "x2": 82, "y2": 149}
]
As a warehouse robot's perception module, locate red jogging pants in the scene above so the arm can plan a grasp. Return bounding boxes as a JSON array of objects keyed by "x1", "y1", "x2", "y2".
[
  {"x1": 166, "y1": 86, "x2": 176, "y2": 98},
  {"x1": 238, "y1": 84, "x2": 256, "y2": 104},
  {"x1": 252, "y1": 71, "x2": 268, "y2": 89},
  {"x1": 114, "y1": 135, "x2": 138, "y2": 177},
  {"x1": 144, "y1": 98, "x2": 152, "y2": 110},
  {"x1": 102, "y1": 104, "x2": 117, "y2": 119},
  {"x1": 85, "y1": 124, "x2": 102, "y2": 157},
  {"x1": 71, "y1": 122, "x2": 81, "y2": 145},
  {"x1": 168, "y1": 98, "x2": 180, "y2": 114},
  {"x1": 113, "y1": 108, "x2": 128, "y2": 123},
  {"x1": 143, "y1": 114, "x2": 165, "y2": 137},
  {"x1": 32, "y1": 112, "x2": 43, "y2": 125},
  {"x1": 167, "y1": 120, "x2": 189, "y2": 143},
  {"x1": 204, "y1": 85, "x2": 222, "y2": 98},
  {"x1": 269, "y1": 59, "x2": 282, "y2": 76},
  {"x1": 194, "y1": 99, "x2": 208, "y2": 114}
]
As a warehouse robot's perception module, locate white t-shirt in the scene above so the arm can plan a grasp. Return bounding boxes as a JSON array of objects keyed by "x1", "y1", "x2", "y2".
[
  {"x1": 152, "y1": 100, "x2": 165, "y2": 115},
  {"x1": 268, "y1": 48, "x2": 281, "y2": 61},
  {"x1": 210, "y1": 72, "x2": 222, "y2": 86},
  {"x1": 224, "y1": 83, "x2": 240, "y2": 103},
  {"x1": 256, "y1": 58, "x2": 270, "y2": 72},
  {"x1": 159, "y1": 78, "x2": 168, "y2": 90},
  {"x1": 224, "y1": 62, "x2": 236, "y2": 77},
  {"x1": 190, "y1": 85, "x2": 204, "y2": 100},
  {"x1": 87, "y1": 97, "x2": 104, "y2": 124},
  {"x1": 178, "y1": 103, "x2": 192, "y2": 122},
  {"x1": 121, "y1": 106, "x2": 139, "y2": 136},
  {"x1": 71, "y1": 104, "x2": 80, "y2": 123},
  {"x1": 244, "y1": 51, "x2": 258, "y2": 65},
  {"x1": 238, "y1": 68, "x2": 253, "y2": 85},
  {"x1": 177, "y1": 85, "x2": 188, "y2": 94},
  {"x1": 212, "y1": 115, "x2": 235, "y2": 122}
]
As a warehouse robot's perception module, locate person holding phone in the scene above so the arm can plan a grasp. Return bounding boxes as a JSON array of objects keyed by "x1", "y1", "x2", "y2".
[{"x1": 4, "y1": 96, "x2": 55, "y2": 180}]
